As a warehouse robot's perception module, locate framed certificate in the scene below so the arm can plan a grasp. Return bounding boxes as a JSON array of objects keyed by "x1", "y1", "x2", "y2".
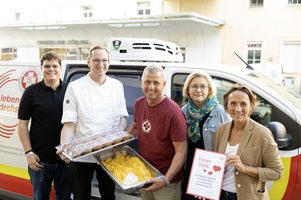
[{"x1": 186, "y1": 149, "x2": 227, "y2": 200}]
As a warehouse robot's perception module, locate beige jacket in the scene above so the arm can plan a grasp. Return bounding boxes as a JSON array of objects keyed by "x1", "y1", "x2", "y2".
[{"x1": 214, "y1": 118, "x2": 284, "y2": 200}]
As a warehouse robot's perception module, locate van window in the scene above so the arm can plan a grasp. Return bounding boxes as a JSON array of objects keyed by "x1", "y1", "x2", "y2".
[
  {"x1": 171, "y1": 73, "x2": 273, "y2": 126},
  {"x1": 251, "y1": 96, "x2": 272, "y2": 126},
  {"x1": 212, "y1": 77, "x2": 234, "y2": 105},
  {"x1": 171, "y1": 73, "x2": 187, "y2": 108},
  {"x1": 68, "y1": 73, "x2": 86, "y2": 82}
]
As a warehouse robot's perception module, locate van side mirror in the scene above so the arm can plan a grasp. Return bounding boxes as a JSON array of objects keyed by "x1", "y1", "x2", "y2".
[{"x1": 267, "y1": 122, "x2": 292, "y2": 149}]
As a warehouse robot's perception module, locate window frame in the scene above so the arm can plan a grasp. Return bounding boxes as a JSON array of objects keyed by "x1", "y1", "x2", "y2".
[
  {"x1": 0, "y1": 48, "x2": 17, "y2": 61},
  {"x1": 244, "y1": 41, "x2": 264, "y2": 65},
  {"x1": 250, "y1": 0, "x2": 264, "y2": 7},
  {"x1": 280, "y1": 40, "x2": 301, "y2": 74},
  {"x1": 287, "y1": 0, "x2": 301, "y2": 5},
  {"x1": 137, "y1": 2, "x2": 151, "y2": 16},
  {"x1": 82, "y1": 5, "x2": 93, "y2": 18},
  {"x1": 15, "y1": 12, "x2": 23, "y2": 21}
]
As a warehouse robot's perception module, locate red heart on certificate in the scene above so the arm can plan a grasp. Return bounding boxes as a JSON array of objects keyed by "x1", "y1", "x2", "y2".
[
  {"x1": 208, "y1": 171, "x2": 213, "y2": 175},
  {"x1": 213, "y1": 165, "x2": 221, "y2": 172},
  {"x1": 203, "y1": 169, "x2": 207, "y2": 172}
]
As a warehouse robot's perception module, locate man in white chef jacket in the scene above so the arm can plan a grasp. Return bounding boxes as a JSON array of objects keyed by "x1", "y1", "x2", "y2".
[{"x1": 57, "y1": 45, "x2": 128, "y2": 200}]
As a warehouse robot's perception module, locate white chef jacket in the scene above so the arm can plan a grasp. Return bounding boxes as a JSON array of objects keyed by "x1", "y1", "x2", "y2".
[{"x1": 62, "y1": 73, "x2": 129, "y2": 163}]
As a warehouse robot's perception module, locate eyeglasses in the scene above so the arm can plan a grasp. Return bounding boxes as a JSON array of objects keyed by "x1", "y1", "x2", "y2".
[
  {"x1": 90, "y1": 59, "x2": 109, "y2": 65},
  {"x1": 189, "y1": 85, "x2": 209, "y2": 91},
  {"x1": 42, "y1": 65, "x2": 60, "y2": 69}
]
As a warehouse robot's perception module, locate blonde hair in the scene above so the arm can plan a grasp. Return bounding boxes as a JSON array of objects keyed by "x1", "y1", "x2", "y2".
[
  {"x1": 87, "y1": 45, "x2": 109, "y2": 60},
  {"x1": 183, "y1": 71, "x2": 217, "y2": 99}
]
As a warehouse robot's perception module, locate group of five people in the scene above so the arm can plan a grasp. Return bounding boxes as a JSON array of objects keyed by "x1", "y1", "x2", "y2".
[{"x1": 18, "y1": 45, "x2": 283, "y2": 200}]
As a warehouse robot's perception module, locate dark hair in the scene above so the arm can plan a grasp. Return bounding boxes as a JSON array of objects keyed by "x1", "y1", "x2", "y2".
[
  {"x1": 87, "y1": 45, "x2": 109, "y2": 60},
  {"x1": 223, "y1": 83, "x2": 257, "y2": 116},
  {"x1": 40, "y1": 51, "x2": 62, "y2": 67}
]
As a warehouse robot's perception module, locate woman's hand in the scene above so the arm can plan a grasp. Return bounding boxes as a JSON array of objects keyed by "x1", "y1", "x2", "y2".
[
  {"x1": 226, "y1": 155, "x2": 259, "y2": 178},
  {"x1": 226, "y1": 155, "x2": 246, "y2": 173},
  {"x1": 194, "y1": 196, "x2": 205, "y2": 200}
]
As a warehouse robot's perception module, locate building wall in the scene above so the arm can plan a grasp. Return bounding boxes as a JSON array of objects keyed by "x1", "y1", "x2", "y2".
[
  {"x1": 165, "y1": 0, "x2": 301, "y2": 92},
  {"x1": 1, "y1": 0, "x2": 300, "y2": 91}
]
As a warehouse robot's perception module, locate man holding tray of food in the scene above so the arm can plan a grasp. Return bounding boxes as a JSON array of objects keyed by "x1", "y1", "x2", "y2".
[
  {"x1": 57, "y1": 45, "x2": 128, "y2": 200},
  {"x1": 18, "y1": 52, "x2": 71, "y2": 200},
  {"x1": 127, "y1": 64, "x2": 187, "y2": 200}
]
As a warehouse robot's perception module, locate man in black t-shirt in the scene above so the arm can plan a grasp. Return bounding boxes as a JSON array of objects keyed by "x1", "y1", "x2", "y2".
[{"x1": 18, "y1": 51, "x2": 71, "y2": 200}]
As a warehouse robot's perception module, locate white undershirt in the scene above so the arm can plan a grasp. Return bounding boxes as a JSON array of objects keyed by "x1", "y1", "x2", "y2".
[{"x1": 222, "y1": 142, "x2": 239, "y2": 193}]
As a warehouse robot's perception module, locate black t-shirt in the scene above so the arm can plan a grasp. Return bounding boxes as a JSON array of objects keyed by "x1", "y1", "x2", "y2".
[{"x1": 18, "y1": 79, "x2": 68, "y2": 163}]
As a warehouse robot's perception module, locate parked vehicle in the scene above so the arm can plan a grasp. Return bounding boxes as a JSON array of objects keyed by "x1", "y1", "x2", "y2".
[
  {"x1": 0, "y1": 38, "x2": 300, "y2": 200},
  {"x1": 250, "y1": 63, "x2": 286, "y2": 86},
  {"x1": 234, "y1": 52, "x2": 285, "y2": 86}
]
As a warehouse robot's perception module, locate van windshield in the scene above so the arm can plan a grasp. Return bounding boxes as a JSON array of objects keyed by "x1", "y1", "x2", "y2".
[{"x1": 248, "y1": 72, "x2": 301, "y2": 110}]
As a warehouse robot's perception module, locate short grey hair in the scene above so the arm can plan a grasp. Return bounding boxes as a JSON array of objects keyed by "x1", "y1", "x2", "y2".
[{"x1": 142, "y1": 64, "x2": 165, "y2": 81}]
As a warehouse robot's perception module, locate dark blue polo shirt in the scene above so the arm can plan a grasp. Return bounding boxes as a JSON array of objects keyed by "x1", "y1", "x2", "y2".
[{"x1": 18, "y1": 79, "x2": 68, "y2": 163}]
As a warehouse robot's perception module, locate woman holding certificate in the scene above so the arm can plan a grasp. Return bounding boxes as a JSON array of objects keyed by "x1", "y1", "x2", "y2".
[
  {"x1": 214, "y1": 83, "x2": 284, "y2": 200},
  {"x1": 181, "y1": 71, "x2": 231, "y2": 200}
]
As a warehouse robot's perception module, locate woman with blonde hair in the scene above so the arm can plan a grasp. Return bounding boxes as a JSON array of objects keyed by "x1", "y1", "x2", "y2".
[{"x1": 181, "y1": 71, "x2": 231, "y2": 200}]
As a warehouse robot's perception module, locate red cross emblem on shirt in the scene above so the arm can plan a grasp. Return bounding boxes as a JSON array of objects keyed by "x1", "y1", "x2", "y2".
[{"x1": 142, "y1": 119, "x2": 151, "y2": 134}]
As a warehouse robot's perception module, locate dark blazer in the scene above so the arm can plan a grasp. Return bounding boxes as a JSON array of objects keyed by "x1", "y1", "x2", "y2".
[{"x1": 214, "y1": 118, "x2": 284, "y2": 200}]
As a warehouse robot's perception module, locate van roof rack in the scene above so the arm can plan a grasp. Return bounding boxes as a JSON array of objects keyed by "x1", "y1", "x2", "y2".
[{"x1": 108, "y1": 37, "x2": 183, "y2": 62}]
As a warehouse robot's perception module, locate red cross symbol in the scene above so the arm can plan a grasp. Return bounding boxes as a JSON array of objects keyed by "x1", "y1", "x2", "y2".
[
  {"x1": 143, "y1": 122, "x2": 150, "y2": 130},
  {"x1": 142, "y1": 120, "x2": 151, "y2": 133},
  {"x1": 21, "y1": 71, "x2": 38, "y2": 89}
]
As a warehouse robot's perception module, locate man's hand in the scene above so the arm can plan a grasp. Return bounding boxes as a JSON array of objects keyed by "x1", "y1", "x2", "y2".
[
  {"x1": 140, "y1": 177, "x2": 166, "y2": 192},
  {"x1": 127, "y1": 122, "x2": 137, "y2": 138},
  {"x1": 27, "y1": 153, "x2": 43, "y2": 171},
  {"x1": 56, "y1": 149, "x2": 70, "y2": 164}
]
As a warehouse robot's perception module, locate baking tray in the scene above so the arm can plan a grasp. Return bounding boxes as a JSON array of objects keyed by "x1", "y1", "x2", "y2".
[
  {"x1": 94, "y1": 146, "x2": 163, "y2": 193},
  {"x1": 56, "y1": 135, "x2": 135, "y2": 161}
]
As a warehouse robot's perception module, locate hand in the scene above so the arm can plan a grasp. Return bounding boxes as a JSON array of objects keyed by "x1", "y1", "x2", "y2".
[
  {"x1": 226, "y1": 155, "x2": 246, "y2": 173},
  {"x1": 27, "y1": 153, "x2": 43, "y2": 171},
  {"x1": 112, "y1": 146, "x2": 118, "y2": 152},
  {"x1": 140, "y1": 177, "x2": 166, "y2": 192},
  {"x1": 112, "y1": 140, "x2": 132, "y2": 152},
  {"x1": 56, "y1": 149, "x2": 70, "y2": 164},
  {"x1": 194, "y1": 196, "x2": 205, "y2": 200}
]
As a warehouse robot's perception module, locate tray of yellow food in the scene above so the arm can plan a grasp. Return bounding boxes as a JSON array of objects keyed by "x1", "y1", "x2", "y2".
[
  {"x1": 94, "y1": 146, "x2": 163, "y2": 192},
  {"x1": 56, "y1": 129, "x2": 135, "y2": 161}
]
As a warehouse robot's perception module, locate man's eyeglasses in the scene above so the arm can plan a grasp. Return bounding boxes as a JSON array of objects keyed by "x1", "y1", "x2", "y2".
[
  {"x1": 43, "y1": 65, "x2": 60, "y2": 69},
  {"x1": 189, "y1": 85, "x2": 209, "y2": 91},
  {"x1": 90, "y1": 59, "x2": 109, "y2": 65}
]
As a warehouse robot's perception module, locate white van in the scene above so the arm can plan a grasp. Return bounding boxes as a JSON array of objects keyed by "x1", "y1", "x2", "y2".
[
  {"x1": 0, "y1": 38, "x2": 300, "y2": 200},
  {"x1": 250, "y1": 63, "x2": 285, "y2": 86}
]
